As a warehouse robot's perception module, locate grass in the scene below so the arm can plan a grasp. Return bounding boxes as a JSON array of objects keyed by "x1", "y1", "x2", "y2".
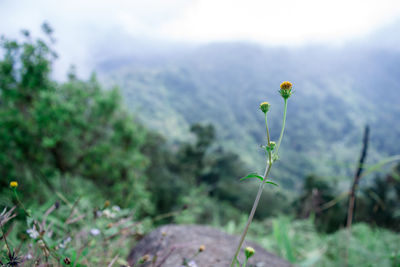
[
  {"x1": 2, "y1": 177, "x2": 400, "y2": 266},
  {"x1": 223, "y1": 215, "x2": 400, "y2": 267}
]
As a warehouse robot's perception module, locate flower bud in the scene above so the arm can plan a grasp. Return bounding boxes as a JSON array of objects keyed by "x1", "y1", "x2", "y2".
[
  {"x1": 63, "y1": 257, "x2": 71, "y2": 265},
  {"x1": 266, "y1": 141, "x2": 276, "y2": 152},
  {"x1": 10, "y1": 181, "x2": 18, "y2": 188},
  {"x1": 245, "y1": 246, "x2": 255, "y2": 259},
  {"x1": 139, "y1": 254, "x2": 150, "y2": 264},
  {"x1": 37, "y1": 240, "x2": 46, "y2": 248},
  {"x1": 279, "y1": 81, "x2": 293, "y2": 99},
  {"x1": 199, "y1": 245, "x2": 205, "y2": 252},
  {"x1": 259, "y1": 102, "x2": 270, "y2": 113}
]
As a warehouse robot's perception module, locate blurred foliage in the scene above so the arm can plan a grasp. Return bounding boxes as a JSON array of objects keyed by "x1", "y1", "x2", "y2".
[
  {"x1": 357, "y1": 163, "x2": 400, "y2": 231},
  {"x1": 1, "y1": 25, "x2": 400, "y2": 266},
  {"x1": 295, "y1": 175, "x2": 346, "y2": 233},
  {"x1": 0, "y1": 177, "x2": 151, "y2": 266},
  {"x1": 142, "y1": 122, "x2": 291, "y2": 225},
  {"x1": 294, "y1": 164, "x2": 400, "y2": 233},
  {"x1": 0, "y1": 26, "x2": 151, "y2": 213},
  {"x1": 101, "y1": 43, "x2": 400, "y2": 189},
  {"x1": 224, "y1": 216, "x2": 400, "y2": 267}
]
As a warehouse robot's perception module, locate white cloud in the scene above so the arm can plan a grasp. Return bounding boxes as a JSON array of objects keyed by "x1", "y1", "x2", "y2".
[
  {"x1": 158, "y1": 0, "x2": 400, "y2": 44},
  {"x1": 1, "y1": 0, "x2": 400, "y2": 78},
  {"x1": 1, "y1": 0, "x2": 400, "y2": 45}
]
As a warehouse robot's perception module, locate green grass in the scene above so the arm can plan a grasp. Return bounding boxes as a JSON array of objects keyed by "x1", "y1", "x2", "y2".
[{"x1": 223, "y1": 216, "x2": 400, "y2": 267}]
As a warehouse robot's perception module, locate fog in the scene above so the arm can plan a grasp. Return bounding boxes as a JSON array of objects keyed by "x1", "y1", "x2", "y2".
[{"x1": 1, "y1": 0, "x2": 400, "y2": 78}]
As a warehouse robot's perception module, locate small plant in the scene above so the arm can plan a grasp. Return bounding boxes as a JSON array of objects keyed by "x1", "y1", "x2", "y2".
[
  {"x1": 231, "y1": 82, "x2": 293, "y2": 266},
  {"x1": 0, "y1": 180, "x2": 148, "y2": 266},
  {"x1": 242, "y1": 246, "x2": 255, "y2": 267},
  {"x1": 180, "y1": 245, "x2": 205, "y2": 267}
]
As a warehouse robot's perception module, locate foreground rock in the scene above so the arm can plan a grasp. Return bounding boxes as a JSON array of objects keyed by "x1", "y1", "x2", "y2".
[{"x1": 128, "y1": 224, "x2": 291, "y2": 267}]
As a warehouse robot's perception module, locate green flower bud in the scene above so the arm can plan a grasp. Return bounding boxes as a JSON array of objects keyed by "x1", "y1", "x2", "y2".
[
  {"x1": 139, "y1": 254, "x2": 150, "y2": 264},
  {"x1": 245, "y1": 246, "x2": 255, "y2": 259},
  {"x1": 259, "y1": 102, "x2": 270, "y2": 113},
  {"x1": 266, "y1": 141, "x2": 276, "y2": 152}
]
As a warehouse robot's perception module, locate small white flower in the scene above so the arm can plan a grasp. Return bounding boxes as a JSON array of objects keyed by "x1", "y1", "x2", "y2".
[
  {"x1": 181, "y1": 260, "x2": 198, "y2": 267},
  {"x1": 111, "y1": 205, "x2": 121, "y2": 212},
  {"x1": 26, "y1": 253, "x2": 33, "y2": 260},
  {"x1": 27, "y1": 228, "x2": 39, "y2": 239},
  {"x1": 59, "y1": 236, "x2": 72, "y2": 248},
  {"x1": 103, "y1": 209, "x2": 116, "y2": 219},
  {"x1": 90, "y1": 228, "x2": 101, "y2": 236}
]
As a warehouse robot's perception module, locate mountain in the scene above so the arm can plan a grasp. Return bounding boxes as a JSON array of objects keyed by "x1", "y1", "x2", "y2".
[{"x1": 97, "y1": 41, "x2": 400, "y2": 190}]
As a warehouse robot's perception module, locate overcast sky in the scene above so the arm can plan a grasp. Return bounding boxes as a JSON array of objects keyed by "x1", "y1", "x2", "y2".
[{"x1": 1, "y1": 0, "x2": 400, "y2": 78}]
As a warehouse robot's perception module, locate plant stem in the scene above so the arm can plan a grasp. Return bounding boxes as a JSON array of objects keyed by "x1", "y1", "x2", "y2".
[
  {"x1": 0, "y1": 226, "x2": 12, "y2": 255},
  {"x1": 274, "y1": 98, "x2": 288, "y2": 158},
  {"x1": 13, "y1": 189, "x2": 30, "y2": 217},
  {"x1": 230, "y1": 164, "x2": 272, "y2": 267},
  {"x1": 265, "y1": 113, "x2": 272, "y2": 164},
  {"x1": 265, "y1": 113, "x2": 271, "y2": 145},
  {"x1": 242, "y1": 257, "x2": 248, "y2": 267},
  {"x1": 231, "y1": 114, "x2": 273, "y2": 267}
]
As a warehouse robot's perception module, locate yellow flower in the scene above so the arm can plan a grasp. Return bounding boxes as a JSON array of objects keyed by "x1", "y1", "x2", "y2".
[
  {"x1": 280, "y1": 81, "x2": 292, "y2": 90},
  {"x1": 199, "y1": 245, "x2": 206, "y2": 252},
  {"x1": 10, "y1": 181, "x2": 18, "y2": 188},
  {"x1": 279, "y1": 81, "x2": 293, "y2": 99},
  {"x1": 245, "y1": 246, "x2": 255, "y2": 259},
  {"x1": 259, "y1": 101, "x2": 270, "y2": 113}
]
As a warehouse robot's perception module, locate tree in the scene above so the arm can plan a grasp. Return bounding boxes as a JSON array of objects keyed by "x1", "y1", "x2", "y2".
[{"x1": 0, "y1": 25, "x2": 151, "y2": 213}]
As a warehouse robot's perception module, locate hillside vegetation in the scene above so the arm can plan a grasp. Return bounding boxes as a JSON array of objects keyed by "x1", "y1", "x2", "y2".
[
  {"x1": 100, "y1": 43, "x2": 400, "y2": 189},
  {"x1": 1, "y1": 25, "x2": 400, "y2": 266}
]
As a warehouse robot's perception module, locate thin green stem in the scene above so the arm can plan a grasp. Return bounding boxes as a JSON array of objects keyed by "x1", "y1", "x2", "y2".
[
  {"x1": 13, "y1": 189, "x2": 30, "y2": 217},
  {"x1": 265, "y1": 113, "x2": 272, "y2": 164},
  {"x1": 265, "y1": 113, "x2": 271, "y2": 145},
  {"x1": 242, "y1": 257, "x2": 248, "y2": 267},
  {"x1": 274, "y1": 98, "x2": 288, "y2": 159},
  {"x1": 230, "y1": 164, "x2": 272, "y2": 266},
  {"x1": 0, "y1": 225, "x2": 12, "y2": 255},
  {"x1": 230, "y1": 115, "x2": 273, "y2": 266}
]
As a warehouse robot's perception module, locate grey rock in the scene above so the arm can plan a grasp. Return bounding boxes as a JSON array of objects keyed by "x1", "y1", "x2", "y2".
[{"x1": 127, "y1": 224, "x2": 291, "y2": 267}]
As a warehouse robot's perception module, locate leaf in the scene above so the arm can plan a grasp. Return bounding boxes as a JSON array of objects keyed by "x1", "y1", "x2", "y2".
[
  {"x1": 265, "y1": 181, "x2": 279, "y2": 187},
  {"x1": 240, "y1": 173, "x2": 264, "y2": 182}
]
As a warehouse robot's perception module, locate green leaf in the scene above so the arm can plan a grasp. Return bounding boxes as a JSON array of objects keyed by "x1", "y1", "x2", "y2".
[
  {"x1": 240, "y1": 173, "x2": 264, "y2": 182},
  {"x1": 265, "y1": 181, "x2": 279, "y2": 187}
]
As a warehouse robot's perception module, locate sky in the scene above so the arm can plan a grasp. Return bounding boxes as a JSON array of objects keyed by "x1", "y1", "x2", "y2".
[{"x1": 1, "y1": 0, "x2": 400, "y2": 77}]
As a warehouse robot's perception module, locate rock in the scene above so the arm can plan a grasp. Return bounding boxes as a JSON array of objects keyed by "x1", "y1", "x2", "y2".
[{"x1": 127, "y1": 224, "x2": 291, "y2": 267}]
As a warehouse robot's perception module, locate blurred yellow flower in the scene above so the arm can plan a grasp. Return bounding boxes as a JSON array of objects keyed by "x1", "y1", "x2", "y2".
[
  {"x1": 245, "y1": 246, "x2": 255, "y2": 258},
  {"x1": 199, "y1": 245, "x2": 205, "y2": 252},
  {"x1": 279, "y1": 81, "x2": 293, "y2": 99},
  {"x1": 10, "y1": 181, "x2": 18, "y2": 188},
  {"x1": 280, "y1": 81, "x2": 292, "y2": 90}
]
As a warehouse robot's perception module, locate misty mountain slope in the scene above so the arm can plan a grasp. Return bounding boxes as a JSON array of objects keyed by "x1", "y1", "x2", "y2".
[{"x1": 98, "y1": 43, "x2": 400, "y2": 189}]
